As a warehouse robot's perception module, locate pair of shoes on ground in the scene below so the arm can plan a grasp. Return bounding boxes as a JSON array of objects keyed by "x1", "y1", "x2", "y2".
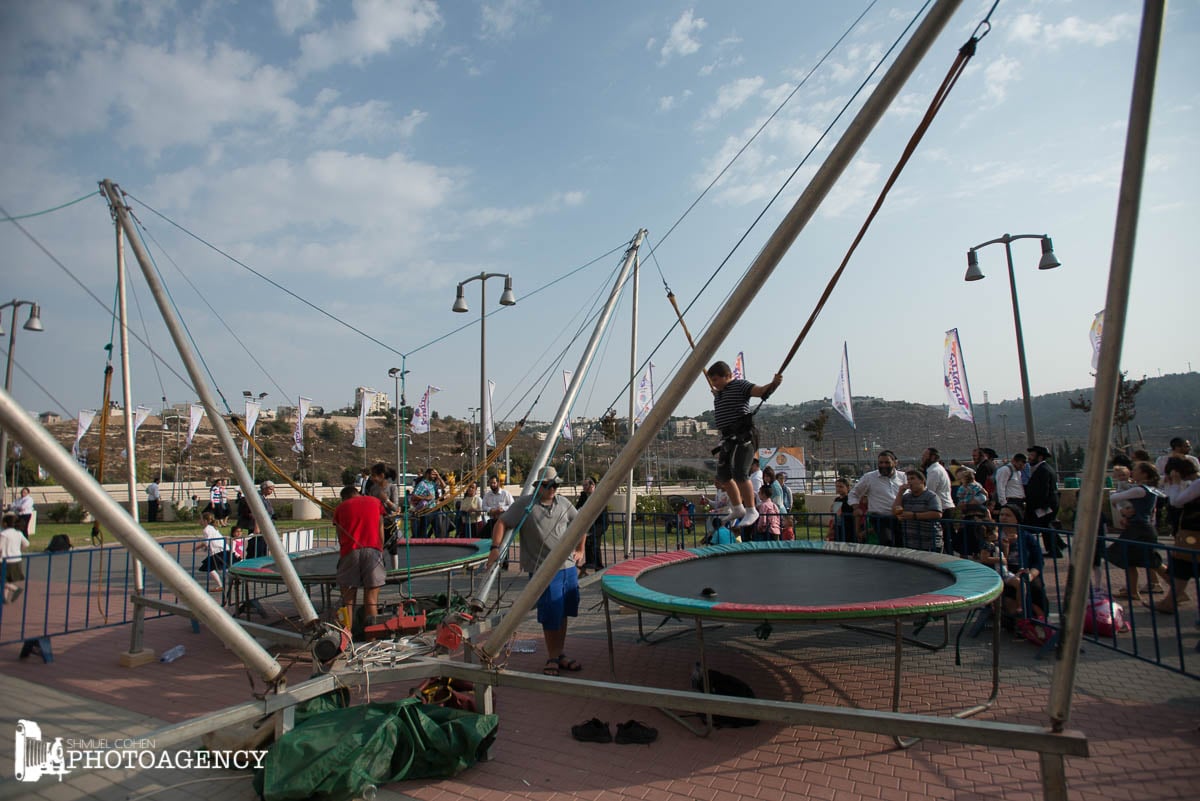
[
  {"x1": 571, "y1": 718, "x2": 658, "y2": 744},
  {"x1": 543, "y1": 655, "x2": 582, "y2": 676}
]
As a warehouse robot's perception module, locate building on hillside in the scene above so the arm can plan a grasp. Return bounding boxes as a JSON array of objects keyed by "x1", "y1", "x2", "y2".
[
  {"x1": 39, "y1": 412, "x2": 62, "y2": 424},
  {"x1": 671, "y1": 418, "x2": 713, "y2": 437},
  {"x1": 356, "y1": 387, "x2": 391, "y2": 415}
]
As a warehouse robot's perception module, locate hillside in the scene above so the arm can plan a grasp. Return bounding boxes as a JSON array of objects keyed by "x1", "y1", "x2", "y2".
[{"x1": 15, "y1": 372, "x2": 1198, "y2": 488}]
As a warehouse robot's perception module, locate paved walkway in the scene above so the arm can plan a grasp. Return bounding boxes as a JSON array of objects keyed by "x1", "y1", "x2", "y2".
[{"x1": 2, "y1": 570, "x2": 1198, "y2": 801}]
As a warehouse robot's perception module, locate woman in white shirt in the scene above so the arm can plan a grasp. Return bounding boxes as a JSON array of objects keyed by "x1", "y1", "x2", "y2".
[{"x1": 1, "y1": 511, "x2": 30, "y2": 603}]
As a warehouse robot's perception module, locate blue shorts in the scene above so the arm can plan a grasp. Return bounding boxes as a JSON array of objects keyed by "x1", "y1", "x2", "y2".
[{"x1": 535, "y1": 567, "x2": 580, "y2": 631}]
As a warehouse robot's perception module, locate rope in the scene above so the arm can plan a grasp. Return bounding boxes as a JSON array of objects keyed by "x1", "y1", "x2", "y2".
[
  {"x1": 0, "y1": 190, "x2": 99, "y2": 222},
  {"x1": 229, "y1": 416, "x2": 336, "y2": 514},
  {"x1": 769, "y1": 20, "x2": 990, "y2": 390}
]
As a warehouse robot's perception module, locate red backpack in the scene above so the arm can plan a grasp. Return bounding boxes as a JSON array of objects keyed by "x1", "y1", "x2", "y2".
[{"x1": 1084, "y1": 590, "x2": 1130, "y2": 637}]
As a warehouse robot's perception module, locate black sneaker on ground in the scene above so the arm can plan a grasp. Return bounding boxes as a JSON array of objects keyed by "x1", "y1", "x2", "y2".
[
  {"x1": 615, "y1": 720, "x2": 658, "y2": 745},
  {"x1": 571, "y1": 718, "x2": 612, "y2": 743}
]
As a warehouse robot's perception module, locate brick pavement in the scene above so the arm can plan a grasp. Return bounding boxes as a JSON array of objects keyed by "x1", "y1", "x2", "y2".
[{"x1": 1, "y1": 570, "x2": 1197, "y2": 800}]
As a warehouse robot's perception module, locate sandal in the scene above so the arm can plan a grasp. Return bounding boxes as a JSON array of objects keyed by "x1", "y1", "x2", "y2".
[
  {"x1": 1113, "y1": 588, "x2": 1141, "y2": 601},
  {"x1": 555, "y1": 654, "x2": 582, "y2": 672},
  {"x1": 543, "y1": 659, "x2": 560, "y2": 676}
]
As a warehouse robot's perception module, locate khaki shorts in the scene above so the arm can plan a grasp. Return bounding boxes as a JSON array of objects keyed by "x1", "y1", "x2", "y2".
[
  {"x1": 337, "y1": 548, "x2": 385, "y2": 589},
  {"x1": 5, "y1": 562, "x2": 24, "y2": 583}
]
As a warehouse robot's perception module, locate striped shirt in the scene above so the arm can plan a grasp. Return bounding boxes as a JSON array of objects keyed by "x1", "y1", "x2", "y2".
[{"x1": 713, "y1": 379, "x2": 754, "y2": 433}]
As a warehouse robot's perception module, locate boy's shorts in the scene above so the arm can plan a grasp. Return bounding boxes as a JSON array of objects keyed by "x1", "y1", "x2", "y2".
[
  {"x1": 536, "y1": 566, "x2": 580, "y2": 631},
  {"x1": 715, "y1": 438, "x2": 755, "y2": 482},
  {"x1": 337, "y1": 548, "x2": 386, "y2": 589}
]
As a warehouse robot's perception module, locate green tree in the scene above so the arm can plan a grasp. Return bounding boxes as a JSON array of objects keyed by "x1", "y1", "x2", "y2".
[
  {"x1": 802, "y1": 409, "x2": 829, "y2": 473},
  {"x1": 1068, "y1": 371, "x2": 1148, "y2": 450}
]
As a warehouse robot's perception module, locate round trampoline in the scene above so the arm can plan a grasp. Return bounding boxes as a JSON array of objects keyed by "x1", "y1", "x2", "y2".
[
  {"x1": 228, "y1": 538, "x2": 491, "y2": 584},
  {"x1": 602, "y1": 540, "x2": 1001, "y2": 621}
]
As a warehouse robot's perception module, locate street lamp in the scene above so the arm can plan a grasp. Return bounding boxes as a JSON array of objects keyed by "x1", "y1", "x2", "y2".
[
  {"x1": 241, "y1": 390, "x2": 269, "y2": 482},
  {"x1": 0, "y1": 299, "x2": 44, "y2": 503},
  {"x1": 452, "y1": 273, "x2": 516, "y2": 465},
  {"x1": 965, "y1": 234, "x2": 1060, "y2": 448},
  {"x1": 388, "y1": 368, "x2": 408, "y2": 475}
]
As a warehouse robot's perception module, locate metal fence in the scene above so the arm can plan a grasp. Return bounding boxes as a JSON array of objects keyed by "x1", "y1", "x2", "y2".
[{"x1": 0, "y1": 526, "x2": 332, "y2": 647}]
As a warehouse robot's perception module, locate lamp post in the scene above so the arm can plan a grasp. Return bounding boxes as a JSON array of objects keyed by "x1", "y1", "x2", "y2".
[
  {"x1": 0, "y1": 299, "x2": 44, "y2": 503},
  {"x1": 965, "y1": 234, "x2": 1060, "y2": 448},
  {"x1": 241, "y1": 390, "x2": 269, "y2": 482},
  {"x1": 467, "y1": 406, "x2": 478, "y2": 477},
  {"x1": 452, "y1": 273, "x2": 516, "y2": 465},
  {"x1": 388, "y1": 368, "x2": 408, "y2": 474}
]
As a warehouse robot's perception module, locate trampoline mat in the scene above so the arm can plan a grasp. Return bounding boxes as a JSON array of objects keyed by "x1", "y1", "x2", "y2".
[
  {"x1": 635, "y1": 551, "x2": 956, "y2": 608},
  {"x1": 234, "y1": 544, "x2": 485, "y2": 580}
]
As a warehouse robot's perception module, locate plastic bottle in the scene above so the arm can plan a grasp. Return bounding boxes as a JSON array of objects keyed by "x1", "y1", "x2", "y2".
[{"x1": 159, "y1": 645, "x2": 186, "y2": 663}]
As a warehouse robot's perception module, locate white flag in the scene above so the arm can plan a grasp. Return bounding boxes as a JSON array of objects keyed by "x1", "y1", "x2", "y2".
[
  {"x1": 943, "y1": 329, "x2": 975, "y2": 423},
  {"x1": 73, "y1": 409, "x2": 96, "y2": 459},
  {"x1": 411, "y1": 386, "x2": 441, "y2": 435},
  {"x1": 832, "y1": 342, "x2": 855, "y2": 429},
  {"x1": 634, "y1": 363, "x2": 655, "y2": 426},
  {"x1": 185, "y1": 404, "x2": 205, "y2": 449},
  {"x1": 1090, "y1": 310, "x2": 1104, "y2": 370},
  {"x1": 133, "y1": 405, "x2": 151, "y2": 434},
  {"x1": 483, "y1": 380, "x2": 496, "y2": 447},
  {"x1": 243, "y1": 399, "x2": 262, "y2": 459},
  {"x1": 292, "y1": 396, "x2": 311, "y2": 453},
  {"x1": 561, "y1": 371, "x2": 573, "y2": 441},
  {"x1": 353, "y1": 390, "x2": 377, "y2": 448}
]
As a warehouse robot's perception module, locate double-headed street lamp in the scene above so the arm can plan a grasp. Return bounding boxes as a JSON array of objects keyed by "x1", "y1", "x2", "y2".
[
  {"x1": 388, "y1": 367, "x2": 408, "y2": 476},
  {"x1": 452, "y1": 273, "x2": 516, "y2": 465},
  {"x1": 965, "y1": 234, "x2": 1060, "y2": 449},
  {"x1": 0, "y1": 300, "x2": 45, "y2": 502}
]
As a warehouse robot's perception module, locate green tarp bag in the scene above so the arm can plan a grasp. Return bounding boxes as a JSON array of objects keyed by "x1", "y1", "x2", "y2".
[{"x1": 255, "y1": 695, "x2": 499, "y2": 801}]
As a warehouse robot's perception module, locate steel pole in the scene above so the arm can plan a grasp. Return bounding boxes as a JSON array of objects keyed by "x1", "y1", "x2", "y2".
[
  {"x1": 100, "y1": 180, "x2": 319, "y2": 629},
  {"x1": 0, "y1": 385, "x2": 286, "y2": 682},
  {"x1": 1003, "y1": 238, "x2": 1037, "y2": 447},
  {"x1": 0, "y1": 303, "x2": 20, "y2": 503},
  {"x1": 480, "y1": 0, "x2": 964, "y2": 659},
  {"x1": 624, "y1": 254, "x2": 640, "y2": 557},
  {"x1": 1046, "y1": 0, "x2": 1163, "y2": 749}
]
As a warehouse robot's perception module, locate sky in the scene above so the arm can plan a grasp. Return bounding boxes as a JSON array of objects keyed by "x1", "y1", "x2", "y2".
[{"x1": 1, "y1": 0, "x2": 1197, "y2": 434}]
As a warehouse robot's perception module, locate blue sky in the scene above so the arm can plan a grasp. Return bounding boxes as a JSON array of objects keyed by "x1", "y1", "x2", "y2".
[{"x1": 1, "y1": 0, "x2": 1196, "y2": 433}]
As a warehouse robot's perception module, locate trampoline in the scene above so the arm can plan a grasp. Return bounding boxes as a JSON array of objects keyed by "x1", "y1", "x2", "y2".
[
  {"x1": 227, "y1": 538, "x2": 491, "y2": 612},
  {"x1": 600, "y1": 541, "x2": 1004, "y2": 739}
]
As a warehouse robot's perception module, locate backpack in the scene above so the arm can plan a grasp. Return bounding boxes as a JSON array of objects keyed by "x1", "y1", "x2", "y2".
[
  {"x1": 690, "y1": 664, "x2": 759, "y2": 728},
  {"x1": 47, "y1": 534, "x2": 72, "y2": 552},
  {"x1": 1084, "y1": 590, "x2": 1130, "y2": 637}
]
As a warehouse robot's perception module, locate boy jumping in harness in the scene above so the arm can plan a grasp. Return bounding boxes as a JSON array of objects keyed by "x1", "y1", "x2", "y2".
[{"x1": 707, "y1": 360, "x2": 782, "y2": 530}]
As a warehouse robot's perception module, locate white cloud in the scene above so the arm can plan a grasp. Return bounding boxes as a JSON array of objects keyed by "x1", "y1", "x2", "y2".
[
  {"x1": 310, "y1": 104, "x2": 427, "y2": 145},
  {"x1": 659, "y1": 9, "x2": 707, "y2": 64},
  {"x1": 1049, "y1": 14, "x2": 1137, "y2": 47},
  {"x1": 1007, "y1": 13, "x2": 1042, "y2": 44},
  {"x1": 480, "y1": 0, "x2": 542, "y2": 40},
  {"x1": 658, "y1": 96, "x2": 677, "y2": 112},
  {"x1": 820, "y1": 157, "x2": 881, "y2": 218},
  {"x1": 983, "y1": 55, "x2": 1021, "y2": 104},
  {"x1": 297, "y1": 0, "x2": 441, "y2": 72},
  {"x1": 699, "y1": 76, "x2": 765, "y2": 125},
  {"x1": 463, "y1": 190, "x2": 586, "y2": 227},
  {"x1": 274, "y1": 0, "x2": 320, "y2": 35}
]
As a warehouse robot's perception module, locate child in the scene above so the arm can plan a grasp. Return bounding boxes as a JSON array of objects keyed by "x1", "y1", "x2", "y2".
[
  {"x1": 755, "y1": 485, "x2": 781, "y2": 541},
  {"x1": 706, "y1": 517, "x2": 739, "y2": 545},
  {"x1": 194, "y1": 511, "x2": 229, "y2": 594},
  {"x1": 706, "y1": 360, "x2": 782, "y2": 530},
  {"x1": 0, "y1": 512, "x2": 30, "y2": 603},
  {"x1": 827, "y1": 477, "x2": 855, "y2": 542}
]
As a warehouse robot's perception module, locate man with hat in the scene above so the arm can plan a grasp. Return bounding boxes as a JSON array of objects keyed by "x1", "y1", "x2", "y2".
[
  {"x1": 486, "y1": 466, "x2": 584, "y2": 676},
  {"x1": 1024, "y1": 445, "x2": 1063, "y2": 557}
]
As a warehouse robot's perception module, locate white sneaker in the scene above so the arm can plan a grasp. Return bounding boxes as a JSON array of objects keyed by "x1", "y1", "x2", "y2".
[
  {"x1": 738, "y1": 508, "x2": 760, "y2": 529},
  {"x1": 720, "y1": 505, "x2": 745, "y2": 523}
]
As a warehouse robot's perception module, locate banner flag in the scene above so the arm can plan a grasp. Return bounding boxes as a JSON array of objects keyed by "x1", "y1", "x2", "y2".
[
  {"x1": 634, "y1": 363, "x2": 655, "y2": 426},
  {"x1": 353, "y1": 391, "x2": 377, "y2": 448},
  {"x1": 943, "y1": 329, "x2": 975, "y2": 423},
  {"x1": 483, "y1": 380, "x2": 496, "y2": 447},
  {"x1": 243, "y1": 400, "x2": 262, "y2": 459},
  {"x1": 561, "y1": 371, "x2": 573, "y2": 440},
  {"x1": 73, "y1": 409, "x2": 96, "y2": 459},
  {"x1": 732, "y1": 352, "x2": 745, "y2": 380},
  {"x1": 292, "y1": 396, "x2": 311, "y2": 453},
  {"x1": 132, "y1": 405, "x2": 151, "y2": 434},
  {"x1": 411, "y1": 386, "x2": 441, "y2": 435},
  {"x1": 832, "y1": 342, "x2": 856, "y2": 429},
  {"x1": 185, "y1": 404, "x2": 205, "y2": 449},
  {"x1": 1090, "y1": 310, "x2": 1104, "y2": 370}
]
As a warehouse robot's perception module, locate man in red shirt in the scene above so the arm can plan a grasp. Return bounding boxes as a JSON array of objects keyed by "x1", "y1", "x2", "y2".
[{"x1": 332, "y1": 485, "x2": 386, "y2": 620}]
